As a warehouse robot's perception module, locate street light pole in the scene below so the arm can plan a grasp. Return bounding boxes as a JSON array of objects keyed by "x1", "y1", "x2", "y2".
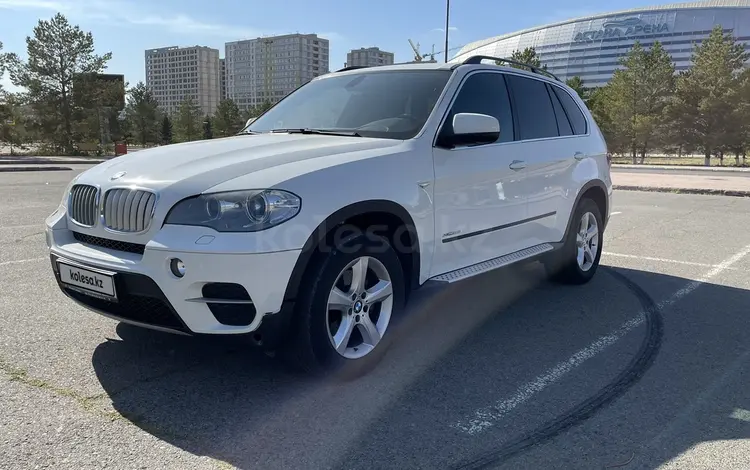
[{"x1": 444, "y1": 0, "x2": 450, "y2": 63}]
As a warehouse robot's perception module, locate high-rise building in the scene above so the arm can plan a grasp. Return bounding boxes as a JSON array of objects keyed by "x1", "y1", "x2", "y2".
[
  {"x1": 220, "y1": 58, "x2": 227, "y2": 101},
  {"x1": 144, "y1": 45, "x2": 221, "y2": 116},
  {"x1": 225, "y1": 33, "x2": 330, "y2": 111},
  {"x1": 346, "y1": 47, "x2": 395, "y2": 67}
]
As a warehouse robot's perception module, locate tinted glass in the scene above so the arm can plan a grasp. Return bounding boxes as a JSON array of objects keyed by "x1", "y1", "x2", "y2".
[
  {"x1": 547, "y1": 84, "x2": 573, "y2": 136},
  {"x1": 552, "y1": 86, "x2": 587, "y2": 135},
  {"x1": 506, "y1": 75, "x2": 559, "y2": 140},
  {"x1": 248, "y1": 71, "x2": 451, "y2": 140},
  {"x1": 444, "y1": 72, "x2": 514, "y2": 143}
]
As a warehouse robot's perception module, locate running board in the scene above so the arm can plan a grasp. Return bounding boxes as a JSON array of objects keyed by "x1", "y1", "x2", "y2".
[{"x1": 429, "y1": 243, "x2": 554, "y2": 283}]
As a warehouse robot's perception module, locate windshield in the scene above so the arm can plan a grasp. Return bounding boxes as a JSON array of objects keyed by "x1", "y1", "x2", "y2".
[{"x1": 246, "y1": 70, "x2": 452, "y2": 140}]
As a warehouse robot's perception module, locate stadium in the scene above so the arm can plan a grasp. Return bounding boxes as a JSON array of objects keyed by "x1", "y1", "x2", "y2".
[{"x1": 450, "y1": 0, "x2": 750, "y2": 87}]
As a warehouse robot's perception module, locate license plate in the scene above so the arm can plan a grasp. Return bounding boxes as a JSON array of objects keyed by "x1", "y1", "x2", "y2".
[{"x1": 58, "y1": 261, "x2": 117, "y2": 300}]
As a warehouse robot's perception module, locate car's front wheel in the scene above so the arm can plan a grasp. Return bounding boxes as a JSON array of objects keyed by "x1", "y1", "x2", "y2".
[{"x1": 287, "y1": 231, "x2": 405, "y2": 378}]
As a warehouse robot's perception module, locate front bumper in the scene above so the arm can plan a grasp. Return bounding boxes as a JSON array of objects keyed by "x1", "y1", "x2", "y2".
[{"x1": 47, "y1": 223, "x2": 301, "y2": 336}]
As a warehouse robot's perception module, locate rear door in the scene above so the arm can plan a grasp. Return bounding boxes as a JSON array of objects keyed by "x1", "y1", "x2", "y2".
[{"x1": 504, "y1": 74, "x2": 580, "y2": 246}]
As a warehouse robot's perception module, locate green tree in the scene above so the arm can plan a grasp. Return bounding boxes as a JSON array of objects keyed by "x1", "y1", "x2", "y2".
[
  {"x1": 667, "y1": 26, "x2": 749, "y2": 166},
  {"x1": 565, "y1": 76, "x2": 587, "y2": 100},
  {"x1": 497, "y1": 47, "x2": 546, "y2": 70},
  {"x1": 124, "y1": 82, "x2": 159, "y2": 146},
  {"x1": 173, "y1": 97, "x2": 203, "y2": 142},
  {"x1": 160, "y1": 114, "x2": 173, "y2": 145},
  {"x1": 72, "y1": 74, "x2": 126, "y2": 150},
  {"x1": 213, "y1": 99, "x2": 242, "y2": 137},
  {"x1": 6, "y1": 13, "x2": 112, "y2": 154},
  {"x1": 202, "y1": 115, "x2": 213, "y2": 139},
  {"x1": 588, "y1": 86, "x2": 627, "y2": 155},
  {"x1": 0, "y1": 41, "x2": 6, "y2": 94},
  {"x1": 730, "y1": 69, "x2": 750, "y2": 165},
  {"x1": 599, "y1": 41, "x2": 675, "y2": 163},
  {"x1": 0, "y1": 93, "x2": 27, "y2": 154}
]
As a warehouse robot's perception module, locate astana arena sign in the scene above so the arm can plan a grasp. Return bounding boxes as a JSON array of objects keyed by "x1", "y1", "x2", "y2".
[{"x1": 573, "y1": 17, "x2": 669, "y2": 42}]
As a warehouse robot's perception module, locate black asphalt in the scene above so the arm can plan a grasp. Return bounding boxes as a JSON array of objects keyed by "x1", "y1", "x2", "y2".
[{"x1": 2, "y1": 168, "x2": 750, "y2": 469}]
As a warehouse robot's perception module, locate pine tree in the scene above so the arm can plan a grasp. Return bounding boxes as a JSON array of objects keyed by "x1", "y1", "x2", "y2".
[
  {"x1": 667, "y1": 25, "x2": 749, "y2": 166},
  {"x1": 160, "y1": 114, "x2": 173, "y2": 145},
  {"x1": 598, "y1": 41, "x2": 675, "y2": 163},
  {"x1": 213, "y1": 99, "x2": 242, "y2": 137},
  {"x1": 173, "y1": 97, "x2": 203, "y2": 142},
  {"x1": 5, "y1": 13, "x2": 111, "y2": 154},
  {"x1": 202, "y1": 115, "x2": 213, "y2": 139},
  {"x1": 565, "y1": 76, "x2": 586, "y2": 100},
  {"x1": 124, "y1": 82, "x2": 159, "y2": 147},
  {"x1": 496, "y1": 47, "x2": 546, "y2": 70}
]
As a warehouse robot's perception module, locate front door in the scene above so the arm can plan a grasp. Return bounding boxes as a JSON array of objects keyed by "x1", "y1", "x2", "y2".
[{"x1": 430, "y1": 71, "x2": 532, "y2": 278}]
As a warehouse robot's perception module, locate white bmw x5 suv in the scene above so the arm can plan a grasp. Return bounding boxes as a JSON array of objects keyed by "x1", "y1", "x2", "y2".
[{"x1": 46, "y1": 56, "x2": 612, "y2": 376}]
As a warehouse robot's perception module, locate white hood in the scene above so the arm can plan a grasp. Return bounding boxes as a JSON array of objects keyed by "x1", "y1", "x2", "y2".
[{"x1": 79, "y1": 133, "x2": 401, "y2": 194}]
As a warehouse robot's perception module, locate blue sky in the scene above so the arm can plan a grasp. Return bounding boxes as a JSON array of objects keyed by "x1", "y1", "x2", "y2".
[{"x1": 1, "y1": 0, "x2": 660, "y2": 92}]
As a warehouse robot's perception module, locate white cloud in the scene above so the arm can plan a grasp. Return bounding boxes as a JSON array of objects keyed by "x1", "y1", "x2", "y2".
[{"x1": 432, "y1": 26, "x2": 459, "y2": 33}]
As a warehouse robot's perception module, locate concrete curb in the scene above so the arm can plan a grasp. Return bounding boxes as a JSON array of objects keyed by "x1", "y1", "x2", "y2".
[
  {"x1": 614, "y1": 185, "x2": 750, "y2": 197},
  {"x1": 613, "y1": 164, "x2": 750, "y2": 173},
  {"x1": 0, "y1": 166, "x2": 73, "y2": 173},
  {"x1": 0, "y1": 160, "x2": 105, "y2": 165}
]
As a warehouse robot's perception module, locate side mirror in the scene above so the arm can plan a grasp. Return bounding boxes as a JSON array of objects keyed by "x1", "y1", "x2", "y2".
[
  {"x1": 445, "y1": 113, "x2": 500, "y2": 148},
  {"x1": 245, "y1": 117, "x2": 256, "y2": 127}
]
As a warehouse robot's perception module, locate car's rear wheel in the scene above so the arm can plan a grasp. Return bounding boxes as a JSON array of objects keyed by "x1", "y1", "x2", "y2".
[
  {"x1": 286, "y1": 231, "x2": 405, "y2": 378},
  {"x1": 545, "y1": 198, "x2": 603, "y2": 285}
]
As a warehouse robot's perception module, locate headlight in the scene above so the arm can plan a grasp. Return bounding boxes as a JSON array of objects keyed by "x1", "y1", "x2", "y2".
[{"x1": 164, "y1": 190, "x2": 301, "y2": 232}]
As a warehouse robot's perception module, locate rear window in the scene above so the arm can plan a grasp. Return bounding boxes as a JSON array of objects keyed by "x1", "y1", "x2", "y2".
[
  {"x1": 505, "y1": 74, "x2": 559, "y2": 141},
  {"x1": 551, "y1": 86, "x2": 587, "y2": 135},
  {"x1": 547, "y1": 84, "x2": 573, "y2": 137}
]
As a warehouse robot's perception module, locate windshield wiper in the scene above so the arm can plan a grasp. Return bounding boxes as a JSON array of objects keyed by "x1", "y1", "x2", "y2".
[{"x1": 270, "y1": 128, "x2": 362, "y2": 137}]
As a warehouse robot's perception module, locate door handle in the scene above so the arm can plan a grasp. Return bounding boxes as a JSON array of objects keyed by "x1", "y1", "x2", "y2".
[
  {"x1": 509, "y1": 160, "x2": 526, "y2": 171},
  {"x1": 574, "y1": 152, "x2": 586, "y2": 161}
]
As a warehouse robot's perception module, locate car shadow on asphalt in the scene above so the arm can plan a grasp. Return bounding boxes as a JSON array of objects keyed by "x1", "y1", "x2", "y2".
[{"x1": 90, "y1": 264, "x2": 750, "y2": 470}]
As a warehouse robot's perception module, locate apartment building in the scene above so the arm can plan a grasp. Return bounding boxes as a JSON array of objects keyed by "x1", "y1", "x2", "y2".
[
  {"x1": 225, "y1": 33, "x2": 330, "y2": 111},
  {"x1": 219, "y1": 58, "x2": 227, "y2": 100},
  {"x1": 346, "y1": 47, "x2": 395, "y2": 67},
  {"x1": 144, "y1": 45, "x2": 221, "y2": 116}
]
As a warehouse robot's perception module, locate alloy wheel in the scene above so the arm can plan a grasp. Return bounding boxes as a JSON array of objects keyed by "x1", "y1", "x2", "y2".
[
  {"x1": 576, "y1": 211, "x2": 599, "y2": 272},
  {"x1": 326, "y1": 256, "x2": 394, "y2": 359}
]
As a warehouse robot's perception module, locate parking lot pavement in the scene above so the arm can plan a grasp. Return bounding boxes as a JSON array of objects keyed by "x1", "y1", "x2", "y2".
[{"x1": 2, "y1": 169, "x2": 750, "y2": 470}]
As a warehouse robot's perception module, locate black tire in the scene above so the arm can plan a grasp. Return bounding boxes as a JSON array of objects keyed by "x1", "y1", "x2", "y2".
[
  {"x1": 545, "y1": 198, "x2": 603, "y2": 285},
  {"x1": 285, "y1": 230, "x2": 405, "y2": 379}
]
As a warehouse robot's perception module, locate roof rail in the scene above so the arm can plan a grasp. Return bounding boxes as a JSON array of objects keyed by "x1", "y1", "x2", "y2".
[
  {"x1": 461, "y1": 55, "x2": 561, "y2": 82},
  {"x1": 335, "y1": 65, "x2": 370, "y2": 73}
]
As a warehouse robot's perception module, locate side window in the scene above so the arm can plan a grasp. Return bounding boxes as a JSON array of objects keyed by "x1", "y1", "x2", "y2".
[
  {"x1": 443, "y1": 72, "x2": 514, "y2": 143},
  {"x1": 552, "y1": 86, "x2": 587, "y2": 135},
  {"x1": 547, "y1": 84, "x2": 573, "y2": 136},
  {"x1": 506, "y1": 74, "x2": 559, "y2": 140}
]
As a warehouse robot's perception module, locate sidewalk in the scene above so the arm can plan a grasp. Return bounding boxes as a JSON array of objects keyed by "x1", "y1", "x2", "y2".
[
  {"x1": 0, "y1": 156, "x2": 107, "y2": 165},
  {"x1": 0, "y1": 165, "x2": 74, "y2": 173},
  {"x1": 613, "y1": 163, "x2": 750, "y2": 173},
  {"x1": 613, "y1": 171, "x2": 750, "y2": 196}
]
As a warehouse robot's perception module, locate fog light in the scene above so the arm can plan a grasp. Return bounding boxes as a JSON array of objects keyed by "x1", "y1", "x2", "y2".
[{"x1": 170, "y1": 258, "x2": 186, "y2": 278}]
